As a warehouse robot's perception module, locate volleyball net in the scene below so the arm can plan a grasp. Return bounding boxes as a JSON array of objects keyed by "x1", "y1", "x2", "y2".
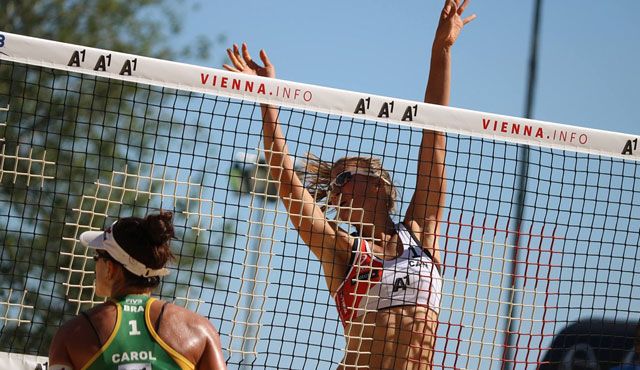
[{"x1": 0, "y1": 31, "x2": 638, "y2": 369}]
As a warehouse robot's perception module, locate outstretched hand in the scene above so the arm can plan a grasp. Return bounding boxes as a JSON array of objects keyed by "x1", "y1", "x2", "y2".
[
  {"x1": 223, "y1": 43, "x2": 275, "y2": 78},
  {"x1": 434, "y1": 0, "x2": 476, "y2": 49}
]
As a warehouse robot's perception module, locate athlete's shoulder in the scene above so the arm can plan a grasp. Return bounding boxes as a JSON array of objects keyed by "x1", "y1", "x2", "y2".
[
  {"x1": 150, "y1": 300, "x2": 225, "y2": 368},
  {"x1": 152, "y1": 300, "x2": 219, "y2": 337},
  {"x1": 50, "y1": 302, "x2": 116, "y2": 369},
  {"x1": 55, "y1": 302, "x2": 113, "y2": 336}
]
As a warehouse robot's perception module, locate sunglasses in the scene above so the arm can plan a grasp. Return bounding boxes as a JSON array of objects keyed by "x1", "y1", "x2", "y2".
[
  {"x1": 92, "y1": 251, "x2": 112, "y2": 262},
  {"x1": 329, "y1": 170, "x2": 391, "y2": 190}
]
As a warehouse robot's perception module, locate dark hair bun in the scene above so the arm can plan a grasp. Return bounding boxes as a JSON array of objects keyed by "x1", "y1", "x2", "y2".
[
  {"x1": 142, "y1": 211, "x2": 175, "y2": 246},
  {"x1": 112, "y1": 211, "x2": 176, "y2": 279}
]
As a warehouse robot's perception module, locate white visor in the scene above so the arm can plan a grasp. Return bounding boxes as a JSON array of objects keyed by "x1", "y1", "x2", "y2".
[{"x1": 79, "y1": 221, "x2": 170, "y2": 277}]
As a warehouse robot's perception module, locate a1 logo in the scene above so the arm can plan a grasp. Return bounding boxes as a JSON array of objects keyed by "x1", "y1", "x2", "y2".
[{"x1": 621, "y1": 138, "x2": 638, "y2": 155}]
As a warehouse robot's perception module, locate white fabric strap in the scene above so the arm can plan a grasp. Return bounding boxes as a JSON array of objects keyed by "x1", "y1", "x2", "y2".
[
  {"x1": 102, "y1": 230, "x2": 170, "y2": 277},
  {"x1": 81, "y1": 222, "x2": 170, "y2": 277}
]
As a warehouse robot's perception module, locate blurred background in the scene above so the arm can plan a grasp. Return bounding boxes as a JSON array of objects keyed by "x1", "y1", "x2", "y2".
[{"x1": 2, "y1": 1, "x2": 639, "y2": 369}]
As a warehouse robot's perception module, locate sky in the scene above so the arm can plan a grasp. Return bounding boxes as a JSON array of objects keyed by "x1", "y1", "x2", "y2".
[
  {"x1": 178, "y1": 0, "x2": 640, "y2": 138},
  {"x1": 3, "y1": 1, "x2": 640, "y2": 367},
  {"x1": 172, "y1": 1, "x2": 640, "y2": 366}
]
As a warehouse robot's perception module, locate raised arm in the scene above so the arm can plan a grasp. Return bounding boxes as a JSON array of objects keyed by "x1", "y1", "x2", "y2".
[
  {"x1": 405, "y1": 0, "x2": 476, "y2": 266},
  {"x1": 223, "y1": 44, "x2": 352, "y2": 291}
]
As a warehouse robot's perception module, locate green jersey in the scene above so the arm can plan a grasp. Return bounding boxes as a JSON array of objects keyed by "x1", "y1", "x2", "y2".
[{"x1": 82, "y1": 295, "x2": 194, "y2": 370}]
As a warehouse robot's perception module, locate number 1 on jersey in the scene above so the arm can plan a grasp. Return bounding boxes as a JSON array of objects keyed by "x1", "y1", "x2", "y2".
[{"x1": 128, "y1": 320, "x2": 142, "y2": 336}]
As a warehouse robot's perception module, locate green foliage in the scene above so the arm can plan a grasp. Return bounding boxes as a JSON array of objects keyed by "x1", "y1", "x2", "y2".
[
  {"x1": 0, "y1": 0, "x2": 227, "y2": 356},
  {"x1": 1, "y1": 0, "x2": 220, "y2": 61}
]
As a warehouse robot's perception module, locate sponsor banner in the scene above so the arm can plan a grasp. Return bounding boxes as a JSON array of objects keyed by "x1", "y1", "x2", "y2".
[
  {"x1": 0, "y1": 31, "x2": 638, "y2": 161},
  {"x1": 0, "y1": 351, "x2": 49, "y2": 370}
]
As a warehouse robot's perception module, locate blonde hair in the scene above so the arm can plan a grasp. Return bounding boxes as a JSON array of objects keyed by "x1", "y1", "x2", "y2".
[{"x1": 302, "y1": 153, "x2": 397, "y2": 213}]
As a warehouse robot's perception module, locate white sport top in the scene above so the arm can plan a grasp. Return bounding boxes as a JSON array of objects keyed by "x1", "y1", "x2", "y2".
[{"x1": 333, "y1": 223, "x2": 442, "y2": 327}]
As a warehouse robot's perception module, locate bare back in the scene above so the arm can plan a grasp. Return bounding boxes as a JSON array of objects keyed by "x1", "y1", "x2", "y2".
[{"x1": 49, "y1": 299, "x2": 226, "y2": 369}]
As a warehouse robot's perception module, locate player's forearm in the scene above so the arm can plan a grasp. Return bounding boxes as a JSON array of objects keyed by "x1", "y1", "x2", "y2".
[{"x1": 424, "y1": 45, "x2": 452, "y2": 107}]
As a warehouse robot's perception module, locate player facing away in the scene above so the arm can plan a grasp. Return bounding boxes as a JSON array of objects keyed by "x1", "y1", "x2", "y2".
[
  {"x1": 223, "y1": 0, "x2": 475, "y2": 368},
  {"x1": 49, "y1": 211, "x2": 227, "y2": 370}
]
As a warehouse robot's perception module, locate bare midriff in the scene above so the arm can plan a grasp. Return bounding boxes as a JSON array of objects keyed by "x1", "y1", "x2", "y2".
[{"x1": 339, "y1": 305, "x2": 439, "y2": 370}]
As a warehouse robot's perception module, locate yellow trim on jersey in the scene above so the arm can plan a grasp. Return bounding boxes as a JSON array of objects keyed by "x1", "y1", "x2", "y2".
[
  {"x1": 145, "y1": 298, "x2": 196, "y2": 370},
  {"x1": 80, "y1": 302, "x2": 122, "y2": 370}
]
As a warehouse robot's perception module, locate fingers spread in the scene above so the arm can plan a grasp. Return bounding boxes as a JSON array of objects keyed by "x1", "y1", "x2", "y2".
[
  {"x1": 222, "y1": 64, "x2": 239, "y2": 72},
  {"x1": 458, "y1": 0, "x2": 469, "y2": 14},
  {"x1": 260, "y1": 49, "x2": 272, "y2": 68},
  {"x1": 233, "y1": 44, "x2": 243, "y2": 65},
  {"x1": 226, "y1": 46, "x2": 243, "y2": 69},
  {"x1": 241, "y1": 42, "x2": 259, "y2": 69},
  {"x1": 462, "y1": 13, "x2": 477, "y2": 25},
  {"x1": 442, "y1": 0, "x2": 455, "y2": 18},
  {"x1": 241, "y1": 42, "x2": 251, "y2": 60}
]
